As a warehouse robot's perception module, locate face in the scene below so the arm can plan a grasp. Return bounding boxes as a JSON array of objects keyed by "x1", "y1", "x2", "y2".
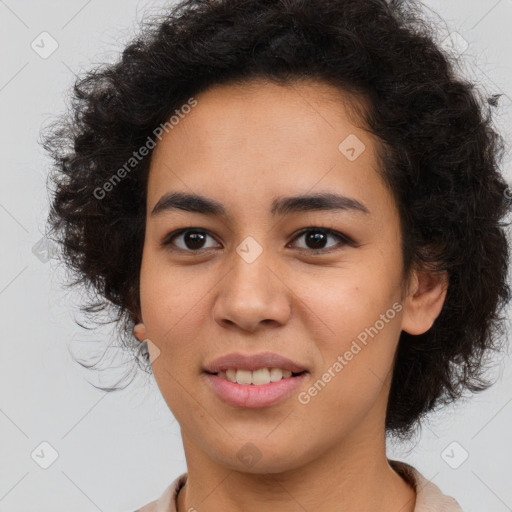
[{"x1": 136, "y1": 79, "x2": 431, "y2": 474}]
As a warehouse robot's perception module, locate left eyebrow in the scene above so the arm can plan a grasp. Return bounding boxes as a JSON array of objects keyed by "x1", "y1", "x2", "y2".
[{"x1": 150, "y1": 191, "x2": 370, "y2": 218}]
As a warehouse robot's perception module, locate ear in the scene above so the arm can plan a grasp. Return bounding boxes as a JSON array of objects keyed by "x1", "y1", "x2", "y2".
[
  {"x1": 133, "y1": 322, "x2": 147, "y2": 342},
  {"x1": 401, "y1": 267, "x2": 448, "y2": 335}
]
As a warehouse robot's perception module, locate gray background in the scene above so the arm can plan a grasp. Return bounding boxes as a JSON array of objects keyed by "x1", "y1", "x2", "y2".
[{"x1": 0, "y1": 0, "x2": 511, "y2": 510}]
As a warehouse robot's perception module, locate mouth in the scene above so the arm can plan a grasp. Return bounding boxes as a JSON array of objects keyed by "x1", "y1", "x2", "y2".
[
  {"x1": 204, "y1": 368, "x2": 309, "y2": 408},
  {"x1": 205, "y1": 367, "x2": 307, "y2": 386},
  {"x1": 203, "y1": 352, "x2": 309, "y2": 407}
]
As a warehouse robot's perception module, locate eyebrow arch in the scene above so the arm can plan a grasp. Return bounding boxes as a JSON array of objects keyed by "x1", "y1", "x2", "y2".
[{"x1": 150, "y1": 191, "x2": 370, "y2": 218}]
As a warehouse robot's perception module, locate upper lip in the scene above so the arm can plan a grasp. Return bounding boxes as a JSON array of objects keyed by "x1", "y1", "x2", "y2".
[{"x1": 204, "y1": 352, "x2": 308, "y2": 374}]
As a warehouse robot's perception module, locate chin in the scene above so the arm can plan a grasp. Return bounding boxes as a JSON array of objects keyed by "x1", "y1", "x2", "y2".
[{"x1": 210, "y1": 441, "x2": 310, "y2": 475}]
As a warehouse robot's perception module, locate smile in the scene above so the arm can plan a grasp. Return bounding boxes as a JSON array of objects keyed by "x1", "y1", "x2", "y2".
[{"x1": 204, "y1": 370, "x2": 308, "y2": 408}]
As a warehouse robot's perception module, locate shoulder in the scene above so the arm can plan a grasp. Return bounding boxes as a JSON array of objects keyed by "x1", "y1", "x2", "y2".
[
  {"x1": 389, "y1": 459, "x2": 464, "y2": 511},
  {"x1": 132, "y1": 465, "x2": 464, "y2": 511},
  {"x1": 131, "y1": 473, "x2": 188, "y2": 512},
  {"x1": 132, "y1": 500, "x2": 157, "y2": 512}
]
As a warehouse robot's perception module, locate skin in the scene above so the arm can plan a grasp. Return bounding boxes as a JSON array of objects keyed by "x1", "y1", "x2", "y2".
[{"x1": 133, "y1": 78, "x2": 448, "y2": 512}]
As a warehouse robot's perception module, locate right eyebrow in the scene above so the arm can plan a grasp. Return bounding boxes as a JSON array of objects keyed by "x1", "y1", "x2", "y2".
[{"x1": 150, "y1": 191, "x2": 370, "y2": 219}]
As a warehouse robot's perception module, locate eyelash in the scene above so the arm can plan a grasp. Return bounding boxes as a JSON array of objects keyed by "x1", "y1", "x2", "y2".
[{"x1": 161, "y1": 227, "x2": 355, "y2": 255}]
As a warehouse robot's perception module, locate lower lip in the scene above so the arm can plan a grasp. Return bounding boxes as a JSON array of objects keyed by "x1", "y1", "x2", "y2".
[{"x1": 204, "y1": 372, "x2": 307, "y2": 408}]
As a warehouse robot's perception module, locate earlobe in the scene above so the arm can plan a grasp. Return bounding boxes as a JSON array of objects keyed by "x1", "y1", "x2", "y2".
[
  {"x1": 133, "y1": 322, "x2": 147, "y2": 342},
  {"x1": 401, "y1": 268, "x2": 448, "y2": 335}
]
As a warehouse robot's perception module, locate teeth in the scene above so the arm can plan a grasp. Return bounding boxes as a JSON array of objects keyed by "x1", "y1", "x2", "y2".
[
  {"x1": 270, "y1": 368, "x2": 287, "y2": 382},
  {"x1": 252, "y1": 368, "x2": 270, "y2": 385},
  {"x1": 218, "y1": 368, "x2": 295, "y2": 385},
  {"x1": 236, "y1": 369, "x2": 252, "y2": 385}
]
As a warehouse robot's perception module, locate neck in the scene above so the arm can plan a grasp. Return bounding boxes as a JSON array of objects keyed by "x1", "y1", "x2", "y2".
[{"x1": 177, "y1": 427, "x2": 416, "y2": 512}]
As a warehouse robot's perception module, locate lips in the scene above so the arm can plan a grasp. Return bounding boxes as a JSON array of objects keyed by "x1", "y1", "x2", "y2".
[
  {"x1": 203, "y1": 351, "x2": 308, "y2": 374},
  {"x1": 205, "y1": 371, "x2": 307, "y2": 408}
]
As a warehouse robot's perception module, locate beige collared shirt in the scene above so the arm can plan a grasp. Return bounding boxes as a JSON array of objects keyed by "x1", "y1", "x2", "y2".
[{"x1": 134, "y1": 460, "x2": 464, "y2": 511}]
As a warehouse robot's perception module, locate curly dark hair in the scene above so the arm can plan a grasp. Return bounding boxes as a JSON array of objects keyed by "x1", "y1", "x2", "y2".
[{"x1": 41, "y1": 0, "x2": 511, "y2": 441}]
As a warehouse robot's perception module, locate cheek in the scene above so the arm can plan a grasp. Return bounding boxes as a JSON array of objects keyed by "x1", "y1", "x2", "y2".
[
  {"x1": 296, "y1": 306, "x2": 402, "y2": 440},
  {"x1": 296, "y1": 258, "x2": 401, "y2": 342},
  {"x1": 294, "y1": 267, "x2": 402, "y2": 413},
  {"x1": 139, "y1": 251, "x2": 207, "y2": 330},
  {"x1": 138, "y1": 259, "x2": 197, "y2": 387},
  {"x1": 139, "y1": 260, "x2": 207, "y2": 415}
]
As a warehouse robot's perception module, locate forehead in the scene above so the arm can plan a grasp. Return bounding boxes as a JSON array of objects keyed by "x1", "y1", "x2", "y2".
[{"x1": 147, "y1": 79, "x2": 390, "y2": 221}]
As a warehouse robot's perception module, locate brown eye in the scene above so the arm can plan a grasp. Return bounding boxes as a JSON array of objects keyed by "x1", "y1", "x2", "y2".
[
  {"x1": 162, "y1": 229, "x2": 220, "y2": 252},
  {"x1": 289, "y1": 228, "x2": 353, "y2": 253},
  {"x1": 162, "y1": 226, "x2": 355, "y2": 254}
]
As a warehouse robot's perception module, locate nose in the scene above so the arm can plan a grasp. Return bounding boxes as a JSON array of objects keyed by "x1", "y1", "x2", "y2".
[{"x1": 212, "y1": 248, "x2": 292, "y2": 333}]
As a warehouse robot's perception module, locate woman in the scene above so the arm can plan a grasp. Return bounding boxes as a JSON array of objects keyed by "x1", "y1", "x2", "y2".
[{"x1": 42, "y1": 0, "x2": 510, "y2": 510}]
